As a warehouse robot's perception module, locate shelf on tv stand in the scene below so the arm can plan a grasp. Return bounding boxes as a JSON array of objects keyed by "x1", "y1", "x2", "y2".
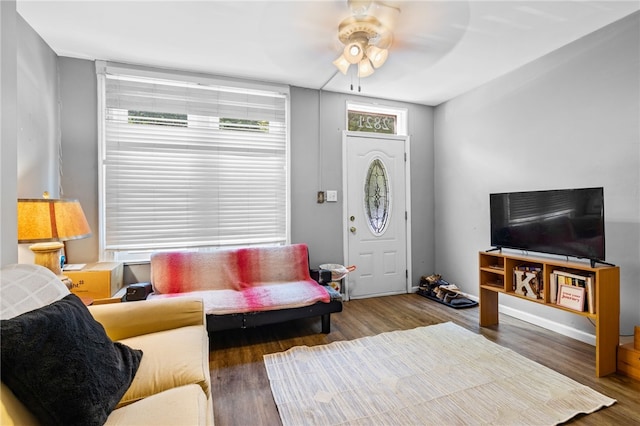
[{"x1": 478, "y1": 251, "x2": 620, "y2": 377}]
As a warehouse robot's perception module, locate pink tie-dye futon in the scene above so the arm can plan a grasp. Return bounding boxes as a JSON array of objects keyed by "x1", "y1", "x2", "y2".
[{"x1": 147, "y1": 244, "x2": 331, "y2": 315}]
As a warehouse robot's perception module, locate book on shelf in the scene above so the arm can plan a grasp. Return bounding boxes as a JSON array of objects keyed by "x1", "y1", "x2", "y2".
[
  {"x1": 557, "y1": 284, "x2": 586, "y2": 311},
  {"x1": 514, "y1": 265, "x2": 542, "y2": 272},
  {"x1": 551, "y1": 270, "x2": 595, "y2": 314},
  {"x1": 513, "y1": 265, "x2": 543, "y2": 300},
  {"x1": 585, "y1": 276, "x2": 594, "y2": 314}
]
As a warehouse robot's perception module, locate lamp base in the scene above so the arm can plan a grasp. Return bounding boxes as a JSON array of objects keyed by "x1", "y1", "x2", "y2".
[{"x1": 29, "y1": 242, "x2": 64, "y2": 276}]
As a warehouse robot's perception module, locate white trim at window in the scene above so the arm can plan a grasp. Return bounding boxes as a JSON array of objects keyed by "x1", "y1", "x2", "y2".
[{"x1": 96, "y1": 61, "x2": 290, "y2": 262}]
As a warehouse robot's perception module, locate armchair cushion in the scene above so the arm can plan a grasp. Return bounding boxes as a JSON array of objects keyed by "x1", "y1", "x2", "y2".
[
  {"x1": 116, "y1": 325, "x2": 210, "y2": 407},
  {"x1": 105, "y1": 384, "x2": 208, "y2": 426},
  {"x1": 0, "y1": 293, "x2": 142, "y2": 426},
  {"x1": 88, "y1": 297, "x2": 205, "y2": 341}
]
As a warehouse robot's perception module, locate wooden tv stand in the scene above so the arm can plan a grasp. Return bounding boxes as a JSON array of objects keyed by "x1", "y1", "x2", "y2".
[{"x1": 478, "y1": 251, "x2": 620, "y2": 377}]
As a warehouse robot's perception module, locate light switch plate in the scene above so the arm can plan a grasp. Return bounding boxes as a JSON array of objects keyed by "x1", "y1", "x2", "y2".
[{"x1": 326, "y1": 190, "x2": 338, "y2": 202}]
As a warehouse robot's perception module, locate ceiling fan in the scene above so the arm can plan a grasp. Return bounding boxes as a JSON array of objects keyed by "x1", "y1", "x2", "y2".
[
  {"x1": 329, "y1": 0, "x2": 471, "y2": 83},
  {"x1": 332, "y1": 1, "x2": 401, "y2": 78}
]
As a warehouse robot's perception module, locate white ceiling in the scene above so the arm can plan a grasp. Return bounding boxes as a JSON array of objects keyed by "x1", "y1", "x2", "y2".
[{"x1": 17, "y1": 0, "x2": 640, "y2": 106}]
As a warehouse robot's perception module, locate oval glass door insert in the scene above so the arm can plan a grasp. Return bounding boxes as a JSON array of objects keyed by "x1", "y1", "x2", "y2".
[{"x1": 364, "y1": 158, "x2": 390, "y2": 235}]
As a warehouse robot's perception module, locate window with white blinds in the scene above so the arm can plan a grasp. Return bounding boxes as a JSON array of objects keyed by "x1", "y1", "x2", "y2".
[{"x1": 97, "y1": 64, "x2": 290, "y2": 261}]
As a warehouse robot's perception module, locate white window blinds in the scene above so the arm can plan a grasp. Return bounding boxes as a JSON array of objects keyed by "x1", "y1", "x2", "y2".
[{"x1": 97, "y1": 64, "x2": 289, "y2": 260}]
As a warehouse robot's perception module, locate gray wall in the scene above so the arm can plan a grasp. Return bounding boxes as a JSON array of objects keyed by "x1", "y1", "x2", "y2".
[
  {"x1": 16, "y1": 14, "x2": 60, "y2": 264},
  {"x1": 16, "y1": 14, "x2": 59, "y2": 199},
  {"x1": 434, "y1": 12, "x2": 640, "y2": 336},
  {"x1": 1, "y1": 0, "x2": 18, "y2": 266},
  {"x1": 58, "y1": 58, "x2": 99, "y2": 263},
  {"x1": 2, "y1": 9, "x2": 59, "y2": 267}
]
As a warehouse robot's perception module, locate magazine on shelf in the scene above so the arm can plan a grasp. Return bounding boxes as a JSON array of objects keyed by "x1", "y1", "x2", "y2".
[
  {"x1": 557, "y1": 284, "x2": 586, "y2": 312},
  {"x1": 551, "y1": 270, "x2": 595, "y2": 314}
]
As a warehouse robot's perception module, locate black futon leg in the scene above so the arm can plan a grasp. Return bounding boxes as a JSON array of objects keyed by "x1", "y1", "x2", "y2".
[{"x1": 321, "y1": 314, "x2": 331, "y2": 333}]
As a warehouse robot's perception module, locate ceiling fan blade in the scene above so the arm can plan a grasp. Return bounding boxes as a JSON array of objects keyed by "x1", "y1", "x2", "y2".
[
  {"x1": 392, "y1": 1, "x2": 470, "y2": 46},
  {"x1": 257, "y1": 1, "x2": 349, "y2": 78},
  {"x1": 387, "y1": 1, "x2": 470, "y2": 67}
]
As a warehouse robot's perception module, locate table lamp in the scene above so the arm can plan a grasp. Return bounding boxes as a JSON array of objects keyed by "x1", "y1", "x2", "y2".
[{"x1": 17, "y1": 195, "x2": 91, "y2": 276}]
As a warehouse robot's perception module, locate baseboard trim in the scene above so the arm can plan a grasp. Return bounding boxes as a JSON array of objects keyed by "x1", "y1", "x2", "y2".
[
  {"x1": 498, "y1": 303, "x2": 595, "y2": 346},
  {"x1": 464, "y1": 292, "x2": 596, "y2": 346},
  {"x1": 411, "y1": 287, "x2": 596, "y2": 346}
]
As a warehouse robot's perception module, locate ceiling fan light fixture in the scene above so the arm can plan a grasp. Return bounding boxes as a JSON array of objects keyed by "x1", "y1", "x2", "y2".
[
  {"x1": 333, "y1": 54, "x2": 351, "y2": 75},
  {"x1": 357, "y1": 57, "x2": 375, "y2": 78},
  {"x1": 344, "y1": 40, "x2": 365, "y2": 64},
  {"x1": 366, "y1": 45, "x2": 388, "y2": 68},
  {"x1": 334, "y1": 4, "x2": 398, "y2": 79}
]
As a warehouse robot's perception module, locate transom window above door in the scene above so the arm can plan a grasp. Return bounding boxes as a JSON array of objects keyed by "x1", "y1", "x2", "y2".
[{"x1": 346, "y1": 102, "x2": 407, "y2": 136}]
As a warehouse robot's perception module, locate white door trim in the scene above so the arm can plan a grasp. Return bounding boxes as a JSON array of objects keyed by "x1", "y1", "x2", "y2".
[{"x1": 341, "y1": 131, "x2": 412, "y2": 301}]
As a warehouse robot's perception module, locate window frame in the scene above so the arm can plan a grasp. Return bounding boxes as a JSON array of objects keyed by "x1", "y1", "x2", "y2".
[{"x1": 96, "y1": 61, "x2": 291, "y2": 263}]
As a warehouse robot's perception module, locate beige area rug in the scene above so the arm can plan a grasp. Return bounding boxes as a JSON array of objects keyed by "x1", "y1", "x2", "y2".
[{"x1": 263, "y1": 322, "x2": 615, "y2": 425}]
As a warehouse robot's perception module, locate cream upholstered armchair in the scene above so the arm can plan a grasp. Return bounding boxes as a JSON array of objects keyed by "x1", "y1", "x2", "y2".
[{"x1": 1, "y1": 264, "x2": 213, "y2": 426}]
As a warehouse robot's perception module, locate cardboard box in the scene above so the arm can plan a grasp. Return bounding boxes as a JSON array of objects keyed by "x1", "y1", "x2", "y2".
[{"x1": 66, "y1": 262, "x2": 123, "y2": 299}]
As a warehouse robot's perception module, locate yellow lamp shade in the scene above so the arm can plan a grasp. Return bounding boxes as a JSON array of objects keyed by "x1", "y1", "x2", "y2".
[{"x1": 18, "y1": 198, "x2": 91, "y2": 243}]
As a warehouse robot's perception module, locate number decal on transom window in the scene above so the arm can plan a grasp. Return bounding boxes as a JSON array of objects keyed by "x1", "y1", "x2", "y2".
[{"x1": 348, "y1": 110, "x2": 396, "y2": 134}]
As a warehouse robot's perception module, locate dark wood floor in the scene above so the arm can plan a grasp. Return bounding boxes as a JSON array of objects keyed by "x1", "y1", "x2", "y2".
[{"x1": 208, "y1": 294, "x2": 640, "y2": 425}]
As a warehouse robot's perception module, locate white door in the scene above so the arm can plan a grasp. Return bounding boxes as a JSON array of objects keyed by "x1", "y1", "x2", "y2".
[{"x1": 343, "y1": 132, "x2": 410, "y2": 299}]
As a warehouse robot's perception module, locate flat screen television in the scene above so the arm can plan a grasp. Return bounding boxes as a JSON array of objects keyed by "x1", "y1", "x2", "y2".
[{"x1": 490, "y1": 187, "x2": 605, "y2": 263}]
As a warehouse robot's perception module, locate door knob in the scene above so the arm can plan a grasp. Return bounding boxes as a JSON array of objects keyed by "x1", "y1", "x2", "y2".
[{"x1": 350, "y1": 227, "x2": 357, "y2": 233}]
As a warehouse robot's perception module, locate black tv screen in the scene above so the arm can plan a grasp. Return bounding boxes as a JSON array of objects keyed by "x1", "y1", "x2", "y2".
[{"x1": 490, "y1": 187, "x2": 605, "y2": 261}]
